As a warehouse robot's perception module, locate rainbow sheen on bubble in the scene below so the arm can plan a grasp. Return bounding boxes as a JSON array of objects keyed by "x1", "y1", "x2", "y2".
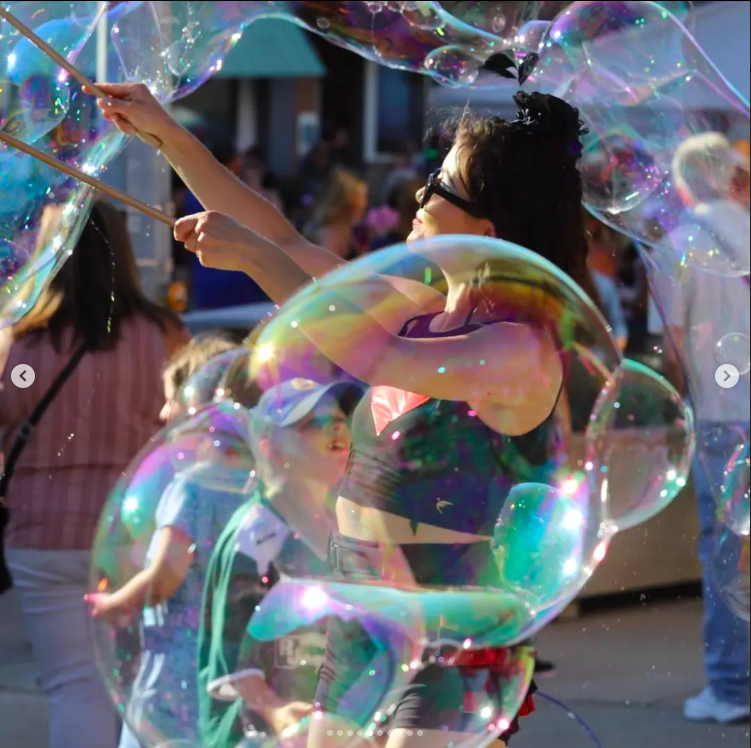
[
  {"x1": 175, "y1": 347, "x2": 255, "y2": 418},
  {"x1": 719, "y1": 443, "x2": 750, "y2": 538},
  {"x1": 226, "y1": 233, "x2": 713, "y2": 744},
  {"x1": 0, "y1": 0, "x2": 719, "y2": 335},
  {"x1": 530, "y1": 1, "x2": 749, "y2": 275},
  {"x1": 248, "y1": 579, "x2": 535, "y2": 744},
  {"x1": 712, "y1": 528, "x2": 751, "y2": 622},
  {"x1": 587, "y1": 359, "x2": 694, "y2": 532},
  {"x1": 715, "y1": 332, "x2": 751, "y2": 377},
  {"x1": 90, "y1": 402, "x2": 255, "y2": 747},
  {"x1": 250, "y1": 236, "x2": 620, "y2": 635}
]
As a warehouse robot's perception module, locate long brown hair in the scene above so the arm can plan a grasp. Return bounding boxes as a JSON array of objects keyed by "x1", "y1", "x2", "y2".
[
  {"x1": 446, "y1": 93, "x2": 601, "y2": 317},
  {"x1": 13, "y1": 200, "x2": 180, "y2": 352}
]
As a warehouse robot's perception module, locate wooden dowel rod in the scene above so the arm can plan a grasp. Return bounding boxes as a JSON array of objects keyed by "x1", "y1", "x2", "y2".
[{"x1": 0, "y1": 130, "x2": 175, "y2": 227}]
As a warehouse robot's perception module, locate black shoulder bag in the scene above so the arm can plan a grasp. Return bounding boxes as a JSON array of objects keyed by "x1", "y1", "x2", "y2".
[{"x1": 0, "y1": 343, "x2": 87, "y2": 595}]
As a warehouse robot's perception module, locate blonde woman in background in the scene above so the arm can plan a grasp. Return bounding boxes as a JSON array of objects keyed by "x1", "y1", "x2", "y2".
[{"x1": 306, "y1": 168, "x2": 369, "y2": 260}]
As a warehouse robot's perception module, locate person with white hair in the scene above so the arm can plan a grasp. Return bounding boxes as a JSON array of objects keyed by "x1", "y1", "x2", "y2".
[{"x1": 667, "y1": 132, "x2": 750, "y2": 724}]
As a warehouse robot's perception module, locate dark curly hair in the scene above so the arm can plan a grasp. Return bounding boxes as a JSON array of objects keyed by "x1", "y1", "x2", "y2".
[{"x1": 451, "y1": 92, "x2": 592, "y2": 296}]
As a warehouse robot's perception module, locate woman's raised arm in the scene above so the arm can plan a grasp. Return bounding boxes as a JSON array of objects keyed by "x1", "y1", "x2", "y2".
[
  {"x1": 178, "y1": 212, "x2": 562, "y2": 428},
  {"x1": 95, "y1": 82, "x2": 344, "y2": 279}
]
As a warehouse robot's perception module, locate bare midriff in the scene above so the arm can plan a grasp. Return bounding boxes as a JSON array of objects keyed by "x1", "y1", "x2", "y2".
[{"x1": 336, "y1": 496, "x2": 492, "y2": 545}]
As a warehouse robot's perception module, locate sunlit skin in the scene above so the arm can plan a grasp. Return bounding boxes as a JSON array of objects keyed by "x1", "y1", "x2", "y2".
[{"x1": 159, "y1": 377, "x2": 179, "y2": 423}]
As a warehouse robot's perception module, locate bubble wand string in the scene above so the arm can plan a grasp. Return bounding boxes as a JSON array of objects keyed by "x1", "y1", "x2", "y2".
[
  {"x1": 0, "y1": 6, "x2": 163, "y2": 149},
  {"x1": 537, "y1": 691, "x2": 603, "y2": 748},
  {"x1": 0, "y1": 130, "x2": 175, "y2": 227}
]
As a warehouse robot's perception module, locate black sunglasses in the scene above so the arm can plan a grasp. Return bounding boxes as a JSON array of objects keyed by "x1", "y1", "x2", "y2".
[{"x1": 419, "y1": 169, "x2": 487, "y2": 219}]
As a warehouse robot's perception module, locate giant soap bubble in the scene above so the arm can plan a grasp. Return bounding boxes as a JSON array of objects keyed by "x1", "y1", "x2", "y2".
[
  {"x1": 712, "y1": 528, "x2": 750, "y2": 622},
  {"x1": 86, "y1": 233, "x2": 697, "y2": 746},
  {"x1": 586, "y1": 358, "x2": 694, "y2": 532},
  {"x1": 719, "y1": 442, "x2": 750, "y2": 538},
  {"x1": 249, "y1": 235, "x2": 620, "y2": 637},
  {"x1": 530, "y1": 1, "x2": 749, "y2": 267},
  {"x1": 228, "y1": 235, "x2": 693, "y2": 745},
  {"x1": 0, "y1": 0, "x2": 729, "y2": 334},
  {"x1": 89, "y1": 402, "x2": 256, "y2": 746}
]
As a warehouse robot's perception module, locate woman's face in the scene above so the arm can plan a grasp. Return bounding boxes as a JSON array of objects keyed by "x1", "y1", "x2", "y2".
[{"x1": 407, "y1": 145, "x2": 494, "y2": 243}]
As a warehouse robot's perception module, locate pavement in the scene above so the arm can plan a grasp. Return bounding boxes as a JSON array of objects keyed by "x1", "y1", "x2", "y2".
[{"x1": 1, "y1": 589, "x2": 749, "y2": 748}]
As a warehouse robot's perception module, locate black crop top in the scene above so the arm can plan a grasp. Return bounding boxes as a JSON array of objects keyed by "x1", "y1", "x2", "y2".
[{"x1": 338, "y1": 312, "x2": 564, "y2": 536}]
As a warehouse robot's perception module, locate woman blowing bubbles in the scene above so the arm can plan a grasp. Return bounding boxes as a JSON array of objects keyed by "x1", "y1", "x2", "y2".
[{"x1": 99, "y1": 83, "x2": 590, "y2": 747}]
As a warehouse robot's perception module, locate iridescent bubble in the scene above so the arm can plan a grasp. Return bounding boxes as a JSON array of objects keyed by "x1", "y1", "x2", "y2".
[
  {"x1": 243, "y1": 577, "x2": 426, "y2": 745},
  {"x1": 90, "y1": 403, "x2": 255, "y2": 747},
  {"x1": 0, "y1": 2, "x2": 144, "y2": 328},
  {"x1": 712, "y1": 528, "x2": 750, "y2": 622},
  {"x1": 494, "y1": 483, "x2": 613, "y2": 612},
  {"x1": 587, "y1": 359, "x2": 695, "y2": 532},
  {"x1": 174, "y1": 347, "x2": 254, "y2": 418},
  {"x1": 536, "y1": 0, "x2": 750, "y2": 279},
  {"x1": 424, "y1": 45, "x2": 483, "y2": 86},
  {"x1": 226, "y1": 236, "x2": 626, "y2": 743},
  {"x1": 719, "y1": 443, "x2": 750, "y2": 538},
  {"x1": 249, "y1": 579, "x2": 534, "y2": 744},
  {"x1": 715, "y1": 333, "x2": 751, "y2": 376},
  {"x1": 1, "y1": 72, "x2": 70, "y2": 144},
  {"x1": 579, "y1": 133, "x2": 666, "y2": 214},
  {"x1": 401, "y1": 3, "x2": 445, "y2": 31},
  {"x1": 249, "y1": 236, "x2": 621, "y2": 644},
  {"x1": 1, "y1": 12, "x2": 91, "y2": 142}
]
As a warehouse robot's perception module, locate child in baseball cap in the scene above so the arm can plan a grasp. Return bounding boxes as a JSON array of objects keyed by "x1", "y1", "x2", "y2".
[{"x1": 198, "y1": 377, "x2": 364, "y2": 748}]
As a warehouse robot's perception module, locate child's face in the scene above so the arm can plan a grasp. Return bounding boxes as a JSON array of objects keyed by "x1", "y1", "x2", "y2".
[{"x1": 270, "y1": 395, "x2": 353, "y2": 490}]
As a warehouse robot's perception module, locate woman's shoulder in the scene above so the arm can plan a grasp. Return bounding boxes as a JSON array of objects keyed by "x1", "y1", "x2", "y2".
[{"x1": 124, "y1": 311, "x2": 188, "y2": 350}]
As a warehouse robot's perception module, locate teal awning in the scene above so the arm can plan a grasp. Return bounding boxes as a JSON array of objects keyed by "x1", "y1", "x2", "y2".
[{"x1": 215, "y1": 19, "x2": 325, "y2": 79}]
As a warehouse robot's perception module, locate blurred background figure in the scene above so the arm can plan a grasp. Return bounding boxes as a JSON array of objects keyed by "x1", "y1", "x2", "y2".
[
  {"x1": 243, "y1": 147, "x2": 284, "y2": 213},
  {"x1": 301, "y1": 139, "x2": 332, "y2": 200},
  {"x1": 380, "y1": 144, "x2": 420, "y2": 207},
  {"x1": 370, "y1": 178, "x2": 425, "y2": 252},
  {"x1": 665, "y1": 132, "x2": 750, "y2": 725},
  {"x1": 671, "y1": 133, "x2": 750, "y2": 260},
  {"x1": 160, "y1": 332, "x2": 238, "y2": 424},
  {"x1": 305, "y1": 168, "x2": 369, "y2": 260},
  {"x1": 585, "y1": 213, "x2": 630, "y2": 352},
  {"x1": 0, "y1": 200, "x2": 187, "y2": 748}
]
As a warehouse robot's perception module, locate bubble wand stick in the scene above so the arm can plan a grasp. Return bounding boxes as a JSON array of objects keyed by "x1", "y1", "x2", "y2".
[
  {"x1": 0, "y1": 6, "x2": 162, "y2": 149},
  {"x1": 0, "y1": 130, "x2": 175, "y2": 227}
]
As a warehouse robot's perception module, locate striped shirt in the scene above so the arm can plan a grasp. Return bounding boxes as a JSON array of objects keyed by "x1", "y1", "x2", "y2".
[{"x1": 0, "y1": 315, "x2": 175, "y2": 550}]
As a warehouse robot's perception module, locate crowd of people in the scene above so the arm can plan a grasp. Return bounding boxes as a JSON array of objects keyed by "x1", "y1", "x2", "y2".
[{"x1": 0, "y1": 78, "x2": 748, "y2": 748}]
